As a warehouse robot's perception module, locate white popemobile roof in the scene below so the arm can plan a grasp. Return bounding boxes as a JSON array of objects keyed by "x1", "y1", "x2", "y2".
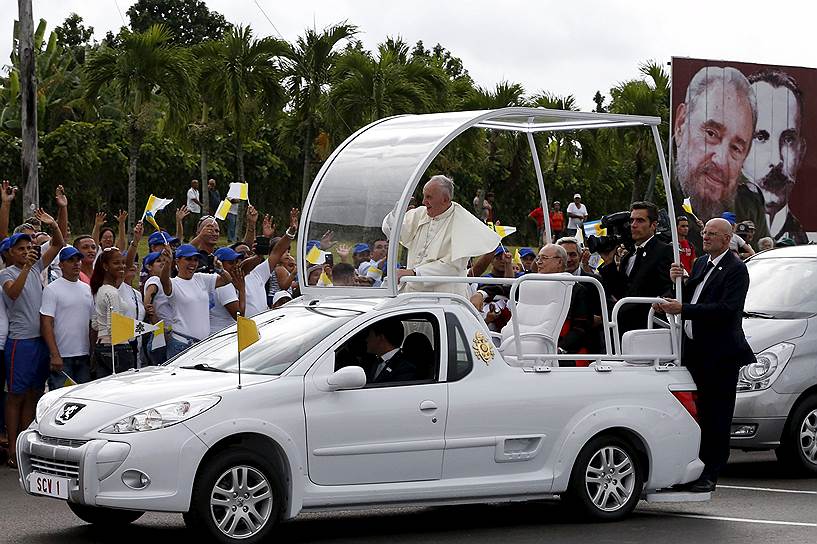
[{"x1": 297, "y1": 107, "x2": 675, "y2": 298}]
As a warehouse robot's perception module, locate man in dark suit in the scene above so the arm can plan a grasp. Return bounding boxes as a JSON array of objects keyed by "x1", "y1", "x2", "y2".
[
  {"x1": 598, "y1": 201, "x2": 673, "y2": 336},
  {"x1": 657, "y1": 217, "x2": 756, "y2": 493},
  {"x1": 365, "y1": 319, "x2": 418, "y2": 384}
]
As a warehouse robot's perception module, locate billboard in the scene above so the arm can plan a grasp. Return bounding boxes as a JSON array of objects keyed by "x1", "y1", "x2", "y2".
[{"x1": 670, "y1": 57, "x2": 817, "y2": 248}]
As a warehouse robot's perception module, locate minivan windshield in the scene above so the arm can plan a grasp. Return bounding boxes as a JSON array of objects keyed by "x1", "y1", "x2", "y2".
[
  {"x1": 167, "y1": 305, "x2": 361, "y2": 375},
  {"x1": 745, "y1": 257, "x2": 817, "y2": 319}
]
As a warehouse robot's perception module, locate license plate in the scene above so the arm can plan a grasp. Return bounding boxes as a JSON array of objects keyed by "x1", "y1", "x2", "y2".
[{"x1": 28, "y1": 473, "x2": 70, "y2": 499}]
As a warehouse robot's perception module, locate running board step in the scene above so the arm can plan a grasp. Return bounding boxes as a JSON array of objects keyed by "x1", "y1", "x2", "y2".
[{"x1": 645, "y1": 490, "x2": 711, "y2": 503}]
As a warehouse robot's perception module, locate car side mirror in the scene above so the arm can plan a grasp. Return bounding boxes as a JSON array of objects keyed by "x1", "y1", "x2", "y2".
[{"x1": 326, "y1": 366, "x2": 367, "y2": 391}]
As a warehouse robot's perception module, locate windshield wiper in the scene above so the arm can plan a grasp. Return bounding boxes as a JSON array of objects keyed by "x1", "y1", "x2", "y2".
[
  {"x1": 181, "y1": 363, "x2": 230, "y2": 373},
  {"x1": 743, "y1": 311, "x2": 775, "y2": 319}
]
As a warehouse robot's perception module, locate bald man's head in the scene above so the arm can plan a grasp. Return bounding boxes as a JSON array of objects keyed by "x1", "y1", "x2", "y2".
[{"x1": 702, "y1": 218, "x2": 732, "y2": 256}]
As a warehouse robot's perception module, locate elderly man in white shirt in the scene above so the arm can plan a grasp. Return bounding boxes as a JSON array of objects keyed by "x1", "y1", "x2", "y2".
[{"x1": 382, "y1": 175, "x2": 500, "y2": 297}]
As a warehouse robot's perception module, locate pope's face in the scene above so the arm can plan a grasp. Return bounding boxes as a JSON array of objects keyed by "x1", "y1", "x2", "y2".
[
  {"x1": 742, "y1": 81, "x2": 804, "y2": 213},
  {"x1": 422, "y1": 181, "x2": 451, "y2": 218},
  {"x1": 675, "y1": 80, "x2": 754, "y2": 212}
]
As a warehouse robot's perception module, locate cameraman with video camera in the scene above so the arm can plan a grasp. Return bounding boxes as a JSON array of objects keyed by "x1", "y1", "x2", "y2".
[{"x1": 596, "y1": 201, "x2": 673, "y2": 336}]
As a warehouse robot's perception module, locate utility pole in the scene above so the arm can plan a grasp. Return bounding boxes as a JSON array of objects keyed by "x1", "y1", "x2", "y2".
[{"x1": 18, "y1": 0, "x2": 39, "y2": 215}]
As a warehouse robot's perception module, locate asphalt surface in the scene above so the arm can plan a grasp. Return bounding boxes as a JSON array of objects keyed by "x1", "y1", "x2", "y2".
[{"x1": 1, "y1": 450, "x2": 815, "y2": 543}]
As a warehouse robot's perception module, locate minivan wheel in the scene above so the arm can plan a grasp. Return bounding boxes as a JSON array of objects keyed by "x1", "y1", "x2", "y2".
[
  {"x1": 776, "y1": 395, "x2": 817, "y2": 476},
  {"x1": 564, "y1": 435, "x2": 643, "y2": 521},
  {"x1": 67, "y1": 503, "x2": 144, "y2": 526},
  {"x1": 185, "y1": 447, "x2": 283, "y2": 544}
]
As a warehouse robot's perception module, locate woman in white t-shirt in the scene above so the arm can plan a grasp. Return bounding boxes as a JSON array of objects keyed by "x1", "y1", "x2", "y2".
[
  {"x1": 119, "y1": 252, "x2": 147, "y2": 367},
  {"x1": 90, "y1": 248, "x2": 134, "y2": 377},
  {"x1": 165, "y1": 244, "x2": 232, "y2": 359},
  {"x1": 142, "y1": 250, "x2": 173, "y2": 364},
  {"x1": 209, "y1": 247, "x2": 246, "y2": 334}
]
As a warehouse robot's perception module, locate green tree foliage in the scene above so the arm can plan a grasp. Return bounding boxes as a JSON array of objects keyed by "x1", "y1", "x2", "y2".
[{"x1": 127, "y1": 0, "x2": 230, "y2": 46}]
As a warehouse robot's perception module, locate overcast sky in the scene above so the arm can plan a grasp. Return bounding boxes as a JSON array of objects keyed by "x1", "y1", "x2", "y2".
[{"x1": 3, "y1": 0, "x2": 816, "y2": 110}]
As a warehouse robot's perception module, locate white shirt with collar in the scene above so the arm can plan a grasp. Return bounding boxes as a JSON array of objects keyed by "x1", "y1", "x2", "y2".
[
  {"x1": 684, "y1": 249, "x2": 729, "y2": 339},
  {"x1": 625, "y1": 235, "x2": 654, "y2": 277},
  {"x1": 373, "y1": 347, "x2": 400, "y2": 380}
]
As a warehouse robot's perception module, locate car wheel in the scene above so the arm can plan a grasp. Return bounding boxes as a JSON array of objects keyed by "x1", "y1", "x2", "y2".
[
  {"x1": 67, "y1": 503, "x2": 144, "y2": 526},
  {"x1": 776, "y1": 395, "x2": 817, "y2": 476},
  {"x1": 564, "y1": 435, "x2": 643, "y2": 521},
  {"x1": 185, "y1": 447, "x2": 283, "y2": 544}
]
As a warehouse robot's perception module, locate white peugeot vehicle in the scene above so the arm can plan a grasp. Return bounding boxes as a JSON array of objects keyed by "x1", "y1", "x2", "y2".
[{"x1": 20, "y1": 109, "x2": 707, "y2": 543}]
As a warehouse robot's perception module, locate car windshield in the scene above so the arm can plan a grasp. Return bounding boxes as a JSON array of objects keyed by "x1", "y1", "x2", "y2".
[
  {"x1": 745, "y1": 257, "x2": 817, "y2": 319},
  {"x1": 167, "y1": 305, "x2": 362, "y2": 375}
]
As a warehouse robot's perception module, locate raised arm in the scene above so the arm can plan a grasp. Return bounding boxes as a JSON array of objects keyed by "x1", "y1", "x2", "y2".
[
  {"x1": 159, "y1": 245, "x2": 173, "y2": 296},
  {"x1": 125, "y1": 221, "x2": 143, "y2": 270},
  {"x1": 266, "y1": 209, "x2": 299, "y2": 271},
  {"x1": 91, "y1": 211, "x2": 106, "y2": 246},
  {"x1": 36, "y1": 209, "x2": 63, "y2": 265},
  {"x1": 242, "y1": 204, "x2": 258, "y2": 246},
  {"x1": 3, "y1": 248, "x2": 38, "y2": 300},
  {"x1": 175, "y1": 205, "x2": 189, "y2": 241},
  {"x1": 115, "y1": 210, "x2": 128, "y2": 251},
  {"x1": 55, "y1": 185, "x2": 68, "y2": 239},
  {"x1": 0, "y1": 180, "x2": 16, "y2": 239}
]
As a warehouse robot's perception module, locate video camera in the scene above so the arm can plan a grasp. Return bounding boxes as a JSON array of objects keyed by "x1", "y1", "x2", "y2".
[{"x1": 586, "y1": 211, "x2": 634, "y2": 254}]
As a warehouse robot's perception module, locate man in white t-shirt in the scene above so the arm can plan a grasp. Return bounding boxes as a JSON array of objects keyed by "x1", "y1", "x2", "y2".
[
  {"x1": 185, "y1": 179, "x2": 202, "y2": 242},
  {"x1": 40, "y1": 247, "x2": 94, "y2": 388},
  {"x1": 566, "y1": 193, "x2": 588, "y2": 237},
  {"x1": 210, "y1": 248, "x2": 245, "y2": 333}
]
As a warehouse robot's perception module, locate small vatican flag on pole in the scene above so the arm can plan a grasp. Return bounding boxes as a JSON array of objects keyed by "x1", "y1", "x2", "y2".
[
  {"x1": 151, "y1": 321, "x2": 166, "y2": 350},
  {"x1": 141, "y1": 194, "x2": 173, "y2": 220},
  {"x1": 236, "y1": 314, "x2": 260, "y2": 389},
  {"x1": 306, "y1": 245, "x2": 327, "y2": 265},
  {"x1": 682, "y1": 197, "x2": 693, "y2": 214},
  {"x1": 227, "y1": 182, "x2": 249, "y2": 201},
  {"x1": 111, "y1": 312, "x2": 161, "y2": 346},
  {"x1": 215, "y1": 199, "x2": 232, "y2": 220},
  {"x1": 512, "y1": 248, "x2": 522, "y2": 266},
  {"x1": 487, "y1": 222, "x2": 517, "y2": 238}
]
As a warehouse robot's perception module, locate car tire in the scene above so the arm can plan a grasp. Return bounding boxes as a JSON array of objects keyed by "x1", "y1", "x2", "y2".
[
  {"x1": 67, "y1": 503, "x2": 144, "y2": 526},
  {"x1": 185, "y1": 447, "x2": 283, "y2": 544},
  {"x1": 775, "y1": 395, "x2": 817, "y2": 476},
  {"x1": 563, "y1": 435, "x2": 644, "y2": 521}
]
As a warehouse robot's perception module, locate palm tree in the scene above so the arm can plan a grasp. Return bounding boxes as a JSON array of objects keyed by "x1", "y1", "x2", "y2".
[
  {"x1": 85, "y1": 24, "x2": 195, "y2": 226},
  {"x1": 329, "y1": 37, "x2": 447, "y2": 133},
  {"x1": 195, "y1": 25, "x2": 286, "y2": 224},
  {"x1": 280, "y1": 22, "x2": 357, "y2": 202},
  {"x1": 530, "y1": 92, "x2": 580, "y2": 177}
]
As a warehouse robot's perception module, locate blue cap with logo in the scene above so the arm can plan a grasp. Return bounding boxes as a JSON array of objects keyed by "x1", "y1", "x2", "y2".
[
  {"x1": 58, "y1": 246, "x2": 82, "y2": 262},
  {"x1": 519, "y1": 247, "x2": 535, "y2": 258},
  {"x1": 175, "y1": 244, "x2": 202, "y2": 259},
  {"x1": 8, "y1": 232, "x2": 32, "y2": 248},
  {"x1": 214, "y1": 247, "x2": 242, "y2": 262},
  {"x1": 353, "y1": 243, "x2": 370, "y2": 255},
  {"x1": 148, "y1": 231, "x2": 178, "y2": 246},
  {"x1": 143, "y1": 251, "x2": 163, "y2": 267},
  {"x1": 721, "y1": 211, "x2": 737, "y2": 225}
]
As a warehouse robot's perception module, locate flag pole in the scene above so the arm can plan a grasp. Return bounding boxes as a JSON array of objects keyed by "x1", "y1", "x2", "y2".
[
  {"x1": 109, "y1": 305, "x2": 116, "y2": 376},
  {"x1": 236, "y1": 312, "x2": 242, "y2": 390}
]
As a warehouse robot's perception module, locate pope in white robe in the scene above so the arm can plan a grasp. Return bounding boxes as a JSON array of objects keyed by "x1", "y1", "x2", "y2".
[{"x1": 382, "y1": 175, "x2": 501, "y2": 297}]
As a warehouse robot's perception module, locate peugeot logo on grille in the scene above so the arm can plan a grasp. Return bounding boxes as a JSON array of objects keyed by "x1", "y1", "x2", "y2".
[{"x1": 54, "y1": 403, "x2": 86, "y2": 425}]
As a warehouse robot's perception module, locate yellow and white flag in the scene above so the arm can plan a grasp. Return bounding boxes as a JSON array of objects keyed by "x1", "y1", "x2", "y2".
[
  {"x1": 682, "y1": 197, "x2": 693, "y2": 215},
  {"x1": 237, "y1": 315, "x2": 260, "y2": 352},
  {"x1": 488, "y1": 222, "x2": 517, "y2": 238},
  {"x1": 142, "y1": 195, "x2": 173, "y2": 220},
  {"x1": 61, "y1": 371, "x2": 77, "y2": 387},
  {"x1": 317, "y1": 270, "x2": 333, "y2": 286},
  {"x1": 111, "y1": 312, "x2": 161, "y2": 346},
  {"x1": 366, "y1": 264, "x2": 383, "y2": 280},
  {"x1": 151, "y1": 321, "x2": 166, "y2": 350},
  {"x1": 512, "y1": 248, "x2": 522, "y2": 266},
  {"x1": 227, "y1": 182, "x2": 249, "y2": 201},
  {"x1": 214, "y1": 199, "x2": 232, "y2": 220},
  {"x1": 306, "y1": 245, "x2": 327, "y2": 265}
]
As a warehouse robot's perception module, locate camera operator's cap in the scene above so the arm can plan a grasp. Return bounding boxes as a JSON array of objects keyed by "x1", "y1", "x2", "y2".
[
  {"x1": 272, "y1": 291, "x2": 292, "y2": 305},
  {"x1": 736, "y1": 223, "x2": 750, "y2": 234},
  {"x1": 58, "y1": 246, "x2": 81, "y2": 262},
  {"x1": 174, "y1": 244, "x2": 202, "y2": 259},
  {"x1": 214, "y1": 247, "x2": 242, "y2": 262},
  {"x1": 742, "y1": 220, "x2": 755, "y2": 230},
  {"x1": 720, "y1": 211, "x2": 737, "y2": 224},
  {"x1": 573, "y1": 193, "x2": 581, "y2": 199},
  {"x1": 519, "y1": 247, "x2": 536, "y2": 258},
  {"x1": 148, "y1": 231, "x2": 178, "y2": 246},
  {"x1": 8, "y1": 232, "x2": 32, "y2": 248},
  {"x1": 353, "y1": 243, "x2": 370, "y2": 255},
  {"x1": 142, "y1": 251, "x2": 162, "y2": 267}
]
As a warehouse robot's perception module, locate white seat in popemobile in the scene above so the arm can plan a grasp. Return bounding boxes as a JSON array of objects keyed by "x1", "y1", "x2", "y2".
[
  {"x1": 496, "y1": 274, "x2": 573, "y2": 367},
  {"x1": 596, "y1": 327, "x2": 675, "y2": 367}
]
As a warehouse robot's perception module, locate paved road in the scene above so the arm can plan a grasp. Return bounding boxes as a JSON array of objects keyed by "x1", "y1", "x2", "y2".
[{"x1": 1, "y1": 451, "x2": 815, "y2": 543}]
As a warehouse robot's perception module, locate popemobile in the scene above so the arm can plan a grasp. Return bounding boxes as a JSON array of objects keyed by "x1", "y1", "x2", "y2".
[{"x1": 19, "y1": 108, "x2": 709, "y2": 544}]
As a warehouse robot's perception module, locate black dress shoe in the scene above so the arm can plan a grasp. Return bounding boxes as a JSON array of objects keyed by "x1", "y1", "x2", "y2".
[{"x1": 688, "y1": 479, "x2": 716, "y2": 493}]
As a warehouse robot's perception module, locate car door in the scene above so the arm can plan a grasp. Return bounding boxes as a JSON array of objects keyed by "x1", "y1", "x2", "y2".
[{"x1": 303, "y1": 310, "x2": 448, "y2": 485}]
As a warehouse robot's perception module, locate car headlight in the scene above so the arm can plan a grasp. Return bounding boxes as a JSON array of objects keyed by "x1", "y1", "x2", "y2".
[
  {"x1": 737, "y1": 342, "x2": 795, "y2": 392},
  {"x1": 35, "y1": 388, "x2": 72, "y2": 423},
  {"x1": 99, "y1": 396, "x2": 220, "y2": 433}
]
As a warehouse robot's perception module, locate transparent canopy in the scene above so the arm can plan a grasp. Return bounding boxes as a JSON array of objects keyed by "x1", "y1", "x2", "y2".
[{"x1": 297, "y1": 107, "x2": 669, "y2": 298}]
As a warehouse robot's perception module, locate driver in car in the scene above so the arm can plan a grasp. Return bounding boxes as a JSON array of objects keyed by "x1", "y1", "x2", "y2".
[{"x1": 365, "y1": 319, "x2": 418, "y2": 384}]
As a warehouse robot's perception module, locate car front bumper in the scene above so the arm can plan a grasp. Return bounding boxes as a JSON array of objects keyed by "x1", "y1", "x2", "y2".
[
  {"x1": 730, "y1": 388, "x2": 797, "y2": 449},
  {"x1": 17, "y1": 425, "x2": 208, "y2": 512}
]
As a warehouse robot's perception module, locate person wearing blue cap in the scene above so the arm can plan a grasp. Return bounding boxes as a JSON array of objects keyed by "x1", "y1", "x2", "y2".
[
  {"x1": 148, "y1": 230, "x2": 179, "y2": 252},
  {"x1": 0, "y1": 208, "x2": 64, "y2": 468},
  {"x1": 209, "y1": 247, "x2": 246, "y2": 334},
  {"x1": 164, "y1": 244, "x2": 234, "y2": 358},
  {"x1": 142, "y1": 250, "x2": 174, "y2": 364},
  {"x1": 40, "y1": 247, "x2": 94, "y2": 390},
  {"x1": 351, "y1": 243, "x2": 371, "y2": 270},
  {"x1": 519, "y1": 247, "x2": 536, "y2": 273}
]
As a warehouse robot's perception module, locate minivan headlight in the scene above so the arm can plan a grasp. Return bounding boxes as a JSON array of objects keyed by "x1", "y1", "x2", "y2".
[
  {"x1": 737, "y1": 342, "x2": 795, "y2": 392},
  {"x1": 99, "y1": 396, "x2": 220, "y2": 433}
]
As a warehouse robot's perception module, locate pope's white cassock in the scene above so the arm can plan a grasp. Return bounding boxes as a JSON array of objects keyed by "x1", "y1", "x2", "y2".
[{"x1": 382, "y1": 202, "x2": 501, "y2": 297}]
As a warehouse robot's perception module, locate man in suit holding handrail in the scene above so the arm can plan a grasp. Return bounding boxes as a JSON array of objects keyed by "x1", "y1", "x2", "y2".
[{"x1": 657, "y1": 217, "x2": 755, "y2": 493}]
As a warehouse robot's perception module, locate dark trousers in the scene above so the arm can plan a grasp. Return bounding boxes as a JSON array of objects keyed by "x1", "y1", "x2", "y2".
[
  {"x1": 684, "y1": 340, "x2": 740, "y2": 482},
  {"x1": 93, "y1": 344, "x2": 136, "y2": 379}
]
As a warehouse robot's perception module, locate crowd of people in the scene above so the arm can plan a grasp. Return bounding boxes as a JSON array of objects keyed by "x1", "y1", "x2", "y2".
[{"x1": 0, "y1": 180, "x2": 303, "y2": 468}]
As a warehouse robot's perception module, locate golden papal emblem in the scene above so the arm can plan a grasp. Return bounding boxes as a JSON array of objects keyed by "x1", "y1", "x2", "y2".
[{"x1": 472, "y1": 331, "x2": 494, "y2": 365}]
